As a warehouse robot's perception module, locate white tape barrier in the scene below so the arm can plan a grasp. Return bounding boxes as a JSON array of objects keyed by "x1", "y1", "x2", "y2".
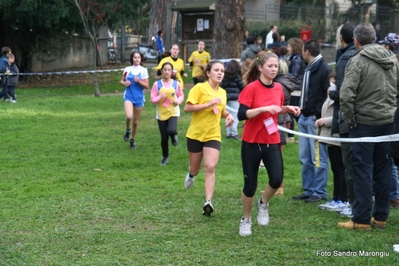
[{"x1": 278, "y1": 126, "x2": 399, "y2": 143}]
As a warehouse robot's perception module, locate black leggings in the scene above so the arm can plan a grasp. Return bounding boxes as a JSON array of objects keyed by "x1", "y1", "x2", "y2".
[
  {"x1": 157, "y1": 117, "x2": 178, "y2": 158},
  {"x1": 241, "y1": 141, "x2": 283, "y2": 197}
]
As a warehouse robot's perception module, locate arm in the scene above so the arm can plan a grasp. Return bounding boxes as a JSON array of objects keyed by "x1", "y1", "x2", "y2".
[
  {"x1": 133, "y1": 77, "x2": 149, "y2": 89},
  {"x1": 120, "y1": 72, "x2": 130, "y2": 87},
  {"x1": 184, "y1": 98, "x2": 221, "y2": 113},
  {"x1": 340, "y1": 61, "x2": 360, "y2": 128},
  {"x1": 175, "y1": 83, "x2": 184, "y2": 105},
  {"x1": 150, "y1": 82, "x2": 164, "y2": 104},
  {"x1": 280, "y1": 105, "x2": 301, "y2": 116},
  {"x1": 237, "y1": 103, "x2": 282, "y2": 120}
]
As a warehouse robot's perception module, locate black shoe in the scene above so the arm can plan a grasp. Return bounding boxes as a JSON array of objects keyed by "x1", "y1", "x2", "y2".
[
  {"x1": 171, "y1": 135, "x2": 178, "y2": 147},
  {"x1": 232, "y1": 135, "x2": 241, "y2": 140},
  {"x1": 292, "y1": 193, "x2": 310, "y2": 200},
  {"x1": 159, "y1": 157, "x2": 169, "y2": 166},
  {"x1": 305, "y1": 196, "x2": 322, "y2": 203},
  {"x1": 124, "y1": 129, "x2": 131, "y2": 142},
  {"x1": 129, "y1": 139, "x2": 136, "y2": 149}
]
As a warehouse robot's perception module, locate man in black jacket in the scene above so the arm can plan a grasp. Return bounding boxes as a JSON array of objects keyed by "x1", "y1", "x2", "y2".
[
  {"x1": 329, "y1": 22, "x2": 356, "y2": 217},
  {"x1": 292, "y1": 40, "x2": 330, "y2": 203}
]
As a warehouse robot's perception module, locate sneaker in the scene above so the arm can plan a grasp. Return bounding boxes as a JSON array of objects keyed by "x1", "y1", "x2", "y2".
[
  {"x1": 202, "y1": 200, "x2": 214, "y2": 216},
  {"x1": 327, "y1": 200, "x2": 349, "y2": 212},
  {"x1": 257, "y1": 198, "x2": 269, "y2": 226},
  {"x1": 339, "y1": 205, "x2": 353, "y2": 218},
  {"x1": 239, "y1": 217, "x2": 252, "y2": 236},
  {"x1": 171, "y1": 135, "x2": 178, "y2": 146},
  {"x1": 390, "y1": 199, "x2": 399, "y2": 208},
  {"x1": 184, "y1": 173, "x2": 195, "y2": 189},
  {"x1": 124, "y1": 129, "x2": 131, "y2": 142},
  {"x1": 232, "y1": 135, "x2": 241, "y2": 140},
  {"x1": 292, "y1": 193, "x2": 310, "y2": 200},
  {"x1": 10, "y1": 99, "x2": 16, "y2": 103},
  {"x1": 159, "y1": 157, "x2": 169, "y2": 166},
  {"x1": 319, "y1": 200, "x2": 336, "y2": 210},
  {"x1": 129, "y1": 139, "x2": 136, "y2": 149}
]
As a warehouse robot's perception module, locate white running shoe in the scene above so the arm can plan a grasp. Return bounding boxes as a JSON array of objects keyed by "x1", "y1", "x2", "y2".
[
  {"x1": 257, "y1": 198, "x2": 269, "y2": 226},
  {"x1": 184, "y1": 173, "x2": 195, "y2": 189},
  {"x1": 318, "y1": 200, "x2": 336, "y2": 210},
  {"x1": 339, "y1": 205, "x2": 353, "y2": 218},
  {"x1": 327, "y1": 200, "x2": 349, "y2": 212},
  {"x1": 239, "y1": 217, "x2": 252, "y2": 236}
]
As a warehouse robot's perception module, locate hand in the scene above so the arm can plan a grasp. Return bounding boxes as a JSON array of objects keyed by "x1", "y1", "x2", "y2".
[
  {"x1": 315, "y1": 118, "x2": 324, "y2": 128},
  {"x1": 183, "y1": 73, "x2": 188, "y2": 78},
  {"x1": 124, "y1": 80, "x2": 131, "y2": 87},
  {"x1": 160, "y1": 92, "x2": 167, "y2": 99},
  {"x1": 225, "y1": 114, "x2": 234, "y2": 127},
  {"x1": 133, "y1": 76, "x2": 140, "y2": 83},
  {"x1": 209, "y1": 97, "x2": 221, "y2": 106},
  {"x1": 171, "y1": 99, "x2": 178, "y2": 106},
  {"x1": 288, "y1": 106, "x2": 301, "y2": 116},
  {"x1": 266, "y1": 105, "x2": 282, "y2": 114}
]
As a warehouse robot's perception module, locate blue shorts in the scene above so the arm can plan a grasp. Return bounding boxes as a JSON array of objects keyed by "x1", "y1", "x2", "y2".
[{"x1": 123, "y1": 91, "x2": 144, "y2": 108}]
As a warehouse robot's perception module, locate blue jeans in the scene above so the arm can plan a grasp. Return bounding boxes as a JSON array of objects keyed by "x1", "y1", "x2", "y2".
[
  {"x1": 390, "y1": 161, "x2": 399, "y2": 200},
  {"x1": 298, "y1": 115, "x2": 329, "y2": 198},
  {"x1": 349, "y1": 123, "x2": 392, "y2": 224},
  {"x1": 225, "y1": 100, "x2": 239, "y2": 137}
]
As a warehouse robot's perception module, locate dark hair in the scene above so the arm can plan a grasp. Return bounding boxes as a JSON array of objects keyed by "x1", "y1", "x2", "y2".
[
  {"x1": 246, "y1": 36, "x2": 256, "y2": 45},
  {"x1": 157, "y1": 30, "x2": 162, "y2": 36},
  {"x1": 328, "y1": 70, "x2": 336, "y2": 79},
  {"x1": 204, "y1": 61, "x2": 224, "y2": 81},
  {"x1": 130, "y1": 51, "x2": 143, "y2": 66},
  {"x1": 224, "y1": 60, "x2": 241, "y2": 80},
  {"x1": 340, "y1": 22, "x2": 355, "y2": 44},
  {"x1": 279, "y1": 46, "x2": 288, "y2": 56},
  {"x1": 303, "y1": 39, "x2": 320, "y2": 57},
  {"x1": 270, "y1": 25, "x2": 277, "y2": 30},
  {"x1": 287, "y1": 38, "x2": 303, "y2": 55},
  {"x1": 243, "y1": 51, "x2": 278, "y2": 85},
  {"x1": 272, "y1": 32, "x2": 280, "y2": 41},
  {"x1": 354, "y1": 23, "x2": 376, "y2": 46},
  {"x1": 1, "y1": 46, "x2": 11, "y2": 56},
  {"x1": 161, "y1": 62, "x2": 173, "y2": 70}
]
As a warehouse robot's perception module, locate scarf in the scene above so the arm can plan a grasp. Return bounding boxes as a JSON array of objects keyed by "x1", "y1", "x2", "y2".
[{"x1": 299, "y1": 54, "x2": 323, "y2": 110}]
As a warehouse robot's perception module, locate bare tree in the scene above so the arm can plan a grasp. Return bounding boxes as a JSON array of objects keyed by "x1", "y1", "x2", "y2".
[{"x1": 212, "y1": 0, "x2": 246, "y2": 59}]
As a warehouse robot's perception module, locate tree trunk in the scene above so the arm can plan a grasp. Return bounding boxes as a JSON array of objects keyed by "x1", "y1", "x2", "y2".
[
  {"x1": 213, "y1": 0, "x2": 246, "y2": 59},
  {"x1": 147, "y1": 0, "x2": 174, "y2": 45}
]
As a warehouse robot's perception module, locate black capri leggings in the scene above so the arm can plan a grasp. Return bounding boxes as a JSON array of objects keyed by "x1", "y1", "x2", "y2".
[
  {"x1": 157, "y1": 117, "x2": 178, "y2": 158},
  {"x1": 241, "y1": 141, "x2": 283, "y2": 197}
]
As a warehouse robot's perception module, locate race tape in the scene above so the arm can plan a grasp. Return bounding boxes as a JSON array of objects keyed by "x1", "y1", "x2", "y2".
[
  {"x1": 4, "y1": 67, "x2": 155, "y2": 76},
  {"x1": 278, "y1": 126, "x2": 399, "y2": 143}
]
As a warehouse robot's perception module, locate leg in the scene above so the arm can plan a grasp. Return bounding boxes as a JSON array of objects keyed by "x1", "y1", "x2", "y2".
[
  {"x1": 314, "y1": 143, "x2": 329, "y2": 199},
  {"x1": 131, "y1": 106, "x2": 143, "y2": 140},
  {"x1": 340, "y1": 135, "x2": 354, "y2": 205},
  {"x1": 124, "y1": 101, "x2": 133, "y2": 130},
  {"x1": 166, "y1": 116, "x2": 178, "y2": 145},
  {"x1": 157, "y1": 120, "x2": 169, "y2": 158},
  {"x1": 202, "y1": 146, "x2": 221, "y2": 201},
  {"x1": 261, "y1": 144, "x2": 283, "y2": 202},
  {"x1": 8, "y1": 86, "x2": 16, "y2": 101},
  {"x1": 241, "y1": 141, "x2": 261, "y2": 219},
  {"x1": 297, "y1": 115, "x2": 316, "y2": 196}
]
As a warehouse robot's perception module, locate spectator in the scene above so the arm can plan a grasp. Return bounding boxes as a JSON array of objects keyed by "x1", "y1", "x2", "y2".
[
  {"x1": 220, "y1": 60, "x2": 245, "y2": 140},
  {"x1": 0, "y1": 46, "x2": 11, "y2": 101},
  {"x1": 329, "y1": 22, "x2": 356, "y2": 218},
  {"x1": 286, "y1": 38, "x2": 306, "y2": 142},
  {"x1": 155, "y1": 30, "x2": 165, "y2": 64},
  {"x1": 240, "y1": 36, "x2": 262, "y2": 62},
  {"x1": 265, "y1": 25, "x2": 277, "y2": 48},
  {"x1": 188, "y1": 41, "x2": 211, "y2": 85},
  {"x1": 292, "y1": 40, "x2": 330, "y2": 203},
  {"x1": 1, "y1": 53, "x2": 19, "y2": 103},
  {"x1": 338, "y1": 23, "x2": 399, "y2": 230},
  {"x1": 243, "y1": 30, "x2": 249, "y2": 50}
]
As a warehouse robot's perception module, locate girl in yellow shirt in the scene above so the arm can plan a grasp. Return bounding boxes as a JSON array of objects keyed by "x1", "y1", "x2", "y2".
[
  {"x1": 156, "y1": 44, "x2": 188, "y2": 89},
  {"x1": 183, "y1": 61, "x2": 234, "y2": 216}
]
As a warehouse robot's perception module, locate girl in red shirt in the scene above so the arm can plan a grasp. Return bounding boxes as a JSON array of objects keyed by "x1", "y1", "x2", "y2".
[{"x1": 237, "y1": 51, "x2": 300, "y2": 236}]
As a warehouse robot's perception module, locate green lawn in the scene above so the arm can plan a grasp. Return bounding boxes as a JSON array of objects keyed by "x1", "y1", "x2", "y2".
[{"x1": 1, "y1": 74, "x2": 399, "y2": 265}]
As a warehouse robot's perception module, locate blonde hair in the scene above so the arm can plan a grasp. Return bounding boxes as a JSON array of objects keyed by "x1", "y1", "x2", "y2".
[
  {"x1": 278, "y1": 59, "x2": 288, "y2": 75},
  {"x1": 243, "y1": 51, "x2": 278, "y2": 85}
]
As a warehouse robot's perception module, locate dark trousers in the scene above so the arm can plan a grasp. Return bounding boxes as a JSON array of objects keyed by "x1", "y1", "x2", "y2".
[
  {"x1": 6, "y1": 86, "x2": 16, "y2": 100},
  {"x1": 0, "y1": 80, "x2": 8, "y2": 100},
  {"x1": 157, "y1": 117, "x2": 177, "y2": 158},
  {"x1": 349, "y1": 123, "x2": 392, "y2": 224},
  {"x1": 328, "y1": 145, "x2": 348, "y2": 202},
  {"x1": 340, "y1": 134, "x2": 355, "y2": 204},
  {"x1": 287, "y1": 96, "x2": 299, "y2": 137},
  {"x1": 241, "y1": 141, "x2": 283, "y2": 197}
]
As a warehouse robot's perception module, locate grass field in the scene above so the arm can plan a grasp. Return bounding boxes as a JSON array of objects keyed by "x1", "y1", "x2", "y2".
[{"x1": 1, "y1": 71, "x2": 399, "y2": 265}]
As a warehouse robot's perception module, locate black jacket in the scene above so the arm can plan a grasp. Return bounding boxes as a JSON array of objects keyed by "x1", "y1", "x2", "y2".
[
  {"x1": 288, "y1": 54, "x2": 305, "y2": 91},
  {"x1": 2, "y1": 63, "x2": 19, "y2": 87},
  {"x1": 220, "y1": 75, "x2": 245, "y2": 101},
  {"x1": 391, "y1": 107, "x2": 399, "y2": 166},
  {"x1": 329, "y1": 42, "x2": 356, "y2": 135}
]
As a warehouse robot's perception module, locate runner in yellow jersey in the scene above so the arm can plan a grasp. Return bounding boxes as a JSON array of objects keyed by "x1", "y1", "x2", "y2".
[
  {"x1": 188, "y1": 41, "x2": 211, "y2": 85},
  {"x1": 156, "y1": 44, "x2": 188, "y2": 89}
]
